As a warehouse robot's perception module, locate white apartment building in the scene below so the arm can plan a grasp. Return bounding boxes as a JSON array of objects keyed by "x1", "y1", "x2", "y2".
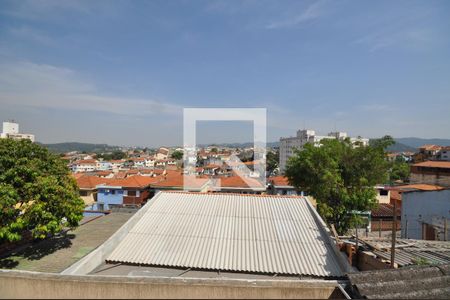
[
  {"x1": 1, "y1": 121, "x2": 35, "y2": 142},
  {"x1": 279, "y1": 129, "x2": 369, "y2": 173}
]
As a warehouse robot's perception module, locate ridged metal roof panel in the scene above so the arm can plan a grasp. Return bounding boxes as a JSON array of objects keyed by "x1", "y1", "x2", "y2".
[{"x1": 106, "y1": 192, "x2": 345, "y2": 277}]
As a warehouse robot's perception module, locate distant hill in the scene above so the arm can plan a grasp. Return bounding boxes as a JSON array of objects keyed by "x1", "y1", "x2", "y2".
[
  {"x1": 395, "y1": 137, "x2": 450, "y2": 148},
  {"x1": 386, "y1": 141, "x2": 416, "y2": 153},
  {"x1": 199, "y1": 142, "x2": 280, "y2": 149},
  {"x1": 39, "y1": 142, "x2": 120, "y2": 153},
  {"x1": 38, "y1": 137, "x2": 450, "y2": 154}
]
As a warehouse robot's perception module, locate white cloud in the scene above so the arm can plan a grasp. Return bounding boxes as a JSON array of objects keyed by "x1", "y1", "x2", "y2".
[
  {"x1": 0, "y1": 61, "x2": 182, "y2": 116},
  {"x1": 266, "y1": 0, "x2": 326, "y2": 29},
  {"x1": 353, "y1": 29, "x2": 435, "y2": 52}
]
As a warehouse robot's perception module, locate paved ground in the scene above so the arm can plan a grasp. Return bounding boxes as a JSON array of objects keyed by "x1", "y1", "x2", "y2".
[{"x1": 0, "y1": 212, "x2": 134, "y2": 273}]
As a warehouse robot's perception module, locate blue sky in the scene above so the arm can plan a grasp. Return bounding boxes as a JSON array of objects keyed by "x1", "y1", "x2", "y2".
[{"x1": 0, "y1": 0, "x2": 449, "y2": 146}]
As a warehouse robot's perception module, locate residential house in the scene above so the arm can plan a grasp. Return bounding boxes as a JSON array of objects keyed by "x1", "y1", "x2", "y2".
[
  {"x1": 212, "y1": 174, "x2": 265, "y2": 194},
  {"x1": 130, "y1": 157, "x2": 146, "y2": 168},
  {"x1": 375, "y1": 185, "x2": 390, "y2": 204},
  {"x1": 410, "y1": 161, "x2": 450, "y2": 187},
  {"x1": 96, "y1": 160, "x2": 113, "y2": 171},
  {"x1": 388, "y1": 184, "x2": 444, "y2": 207},
  {"x1": 150, "y1": 171, "x2": 210, "y2": 192},
  {"x1": 202, "y1": 164, "x2": 221, "y2": 176},
  {"x1": 93, "y1": 170, "x2": 114, "y2": 178},
  {"x1": 75, "y1": 175, "x2": 109, "y2": 206},
  {"x1": 155, "y1": 147, "x2": 169, "y2": 160},
  {"x1": 109, "y1": 160, "x2": 125, "y2": 171},
  {"x1": 370, "y1": 203, "x2": 401, "y2": 232},
  {"x1": 439, "y1": 146, "x2": 450, "y2": 161},
  {"x1": 154, "y1": 158, "x2": 177, "y2": 169},
  {"x1": 144, "y1": 156, "x2": 155, "y2": 168},
  {"x1": 419, "y1": 144, "x2": 442, "y2": 159},
  {"x1": 401, "y1": 189, "x2": 450, "y2": 241},
  {"x1": 71, "y1": 159, "x2": 98, "y2": 173},
  {"x1": 267, "y1": 176, "x2": 300, "y2": 196},
  {"x1": 96, "y1": 175, "x2": 160, "y2": 210}
]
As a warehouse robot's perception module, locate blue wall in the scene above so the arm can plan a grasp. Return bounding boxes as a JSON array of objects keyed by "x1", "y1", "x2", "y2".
[{"x1": 97, "y1": 188, "x2": 124, "y2": 210}]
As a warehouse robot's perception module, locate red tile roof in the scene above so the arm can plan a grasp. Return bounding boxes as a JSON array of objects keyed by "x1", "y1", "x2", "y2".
[
  {"x1": 204, "y1": 164, "x2": 222, "y2": 169},
  {"x1": 268, "y1": 176, "x2": 291, "y2": 187},
  {"x1": 412, "y1": 161, "x2": 450, "y2": 169},
  {"x1": 419, "y1": 144, "x2": 442, "y2": 151},
  {"x1": 218, "y1": 175, "x2": 264, "y2": 189},
  {"x1": 393, "y1": 184, "x2": 445, "y2": 191},
  {"x1": 76, "y1": 175, "x2": 109, "y2": 189},
  {"x1": 151, "y1": 172, "x2": 209, "y2": 189},
  {"x1": 371, "y1": 203, "x2": 401, "y2": 218},
  {"x1": 73, "y1": 159, "x2": 97, "y2": 165},
  {"x1": 158, "y1": 148, "x2": 169, "y2": 155},
  {"x1": 100, "y1": 175, "x2": 161, "y2": 188}
]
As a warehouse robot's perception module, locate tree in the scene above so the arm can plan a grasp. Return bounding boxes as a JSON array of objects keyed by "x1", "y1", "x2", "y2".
[
  {"x1": 171, "y1": 150, "x2": 183, "y2": 160},
  {"x1": 285, "y1": 136, "x2": 393, "y2": 235},
  {"x1": 0, "y1": 139, "x2": 84, "y2": 243},
  {"x1": 96, "y1": 150, "x2": 126, "y2": 161},
  {"x1": 389, "y1": 158, "x2": 410, "y2": 183},
  {"x1": 266, "y1": 150, "x2": 279, "y2": 174}
]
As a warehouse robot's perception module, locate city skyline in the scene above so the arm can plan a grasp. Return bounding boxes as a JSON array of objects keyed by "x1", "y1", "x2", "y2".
[{"x1": 1, "y1": 0, "x2": 450, "y2": 146}]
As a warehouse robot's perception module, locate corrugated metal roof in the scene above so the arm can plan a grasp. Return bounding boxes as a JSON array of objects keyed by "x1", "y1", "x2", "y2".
[
  {"x1": 360, "y1": 238, "x2": 450, "y2": 268},
  {"x1": 106, "y1": 192, "x2": 345, "y2": 277},
  {"x1": 347, "y1": 264, "x2": 450, "y2": 299}
]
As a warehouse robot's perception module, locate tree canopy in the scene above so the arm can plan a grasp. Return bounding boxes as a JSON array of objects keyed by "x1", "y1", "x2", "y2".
[
  {"x1": 171, "y1": 150, "x2": 183, "y2": 160},
  {"x1": 285, "y1": 136, "x2": 393, "y2": 234},
  {"x1": 266, "y1": 150, "x2": 279, "y2": 174},
  {"x1": 389, "y1": 157, "x2": 410, "y2": 183},
  {"x1": 96, "y1": 150, "x2": 126, "y2": 161},
  {"x1": 0, "y1": 139, "x2": 84, "y2": 243}
]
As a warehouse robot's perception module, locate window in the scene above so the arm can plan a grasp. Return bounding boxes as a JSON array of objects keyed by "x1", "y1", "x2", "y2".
[
  {"x1": 79, "y1": 190, "x2": 88, "y2": 196},
  {"x1": 379, "y1": 189, "x2": 388, "y2": 196},
  {"x1": 127, "y1": 190, "x2": 137, "y2": 197}
]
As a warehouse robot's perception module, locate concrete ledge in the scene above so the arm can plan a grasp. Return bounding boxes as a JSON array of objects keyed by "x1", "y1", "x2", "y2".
[
  {"x1": 62, "y1": 194, "x2": 158, "y2": 275},
  {"x1": 0, "y1": 269, "x2": 344, "y2": 299}
]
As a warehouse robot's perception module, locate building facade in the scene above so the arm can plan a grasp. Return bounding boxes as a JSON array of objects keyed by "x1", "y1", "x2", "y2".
[
  {"x1": 1, "y1": 121, "x2": 35, "y2": 142},
  {"x1": 279, "y1": 129, "x2": 369, "y2": 172},
  {"x1": 401, "y1": 189, "x2": 450, "y2": 241},
  {"x1": 410, "y1": 161, "x2": 450, "y2": 187}
]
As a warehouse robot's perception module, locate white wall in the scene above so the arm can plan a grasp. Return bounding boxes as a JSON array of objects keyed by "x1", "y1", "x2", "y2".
[
  {"x1": 401, "y1": 189, "x2": 450, "y2": 240},
  {"x1": 2, "y1": 122, "x2": 19, "y2": 134}
]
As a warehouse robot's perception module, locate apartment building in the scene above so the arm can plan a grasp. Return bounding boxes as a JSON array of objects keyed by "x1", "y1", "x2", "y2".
[
  {"x1": 0, "y1": 121, "x2": 35, "y2": 142},
  {"x1": 279, "y1": 129, "x2": 369, "y2": 172}
]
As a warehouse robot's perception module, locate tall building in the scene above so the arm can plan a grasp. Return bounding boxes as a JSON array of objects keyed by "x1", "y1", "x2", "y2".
[
  {"x1": 0, "y1": 121, "x2": 35, "y2": 142},
  {"x1": 279, "y1": 129, "x2": 369, "y2": 173}
]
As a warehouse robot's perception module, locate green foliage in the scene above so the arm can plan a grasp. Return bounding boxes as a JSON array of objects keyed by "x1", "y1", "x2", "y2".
[
  {"x1": 285, "y1": 136, "x2": 392, "y2": 235},
  {"x1": 96, "y1": 150, "x2": 126, "y2": 161},
  {"x1": 389, "y1": 159, "x2": 410, "y2": 183},
  {"x1": 171, "y1": 150, "x2": 183, "y2": 160},
  {"x1": 412, "y1": 257, "x2": 431, "y2": 266},
  {"x1": 266, "y1": 150, "x2": 279, "y2": 174},
  {"x1": 0, "y1": 139, "x2": 84, "y2": 243}
]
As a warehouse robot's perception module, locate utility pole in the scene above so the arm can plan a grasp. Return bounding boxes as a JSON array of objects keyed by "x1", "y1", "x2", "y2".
[
  {"x1": 390, "y1": 201, "x2": 397, "y2": 268},
  {"x1": 379, "y1": 219, "x2": 382, "y2": 238},
  {"x1": 444, "y1": 218, "x2": 448, "y2": 241}
]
